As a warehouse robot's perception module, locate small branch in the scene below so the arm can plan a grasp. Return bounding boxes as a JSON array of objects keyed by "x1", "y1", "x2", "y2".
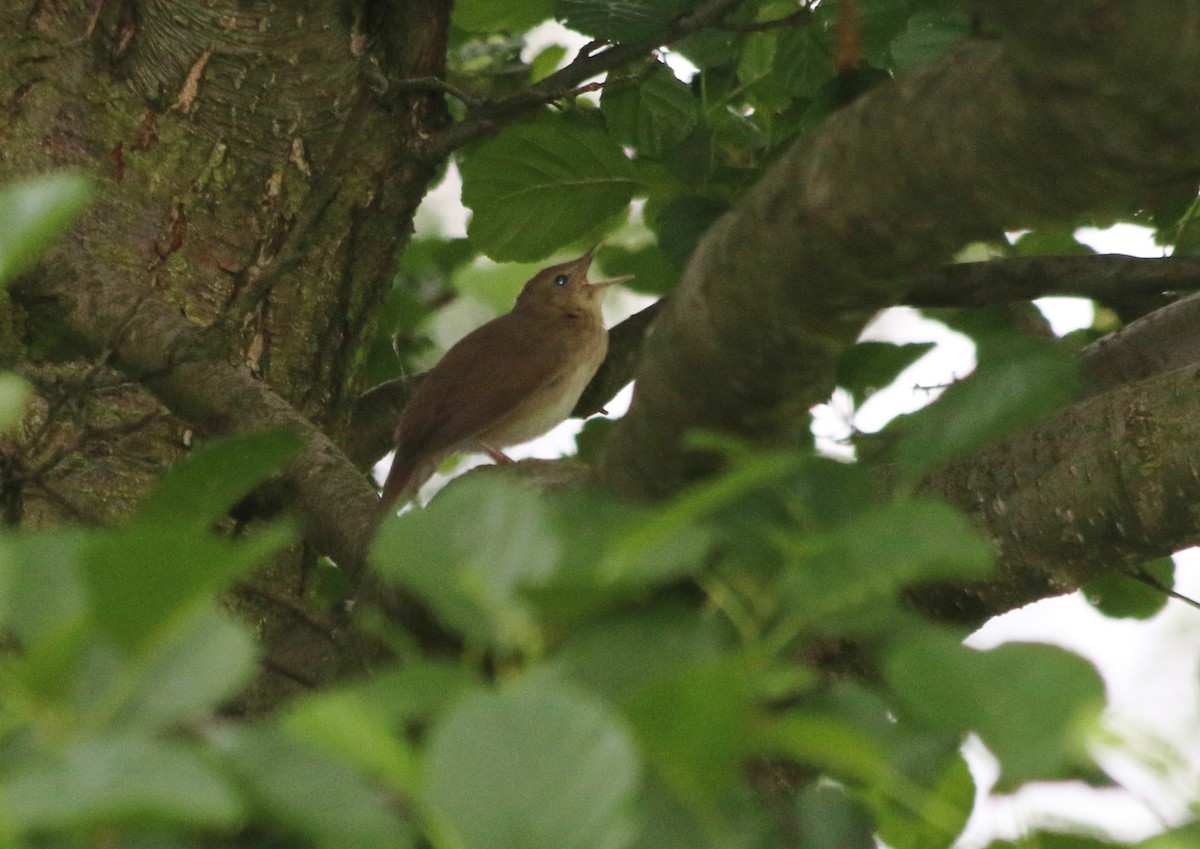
[
  {"x1": 422, "y1": 0, "x2": 749, "y2": 158},
  {"x1": 905, "y1": 254, "x2": 1192, "y2": 309},
  {"x1": 1131, "y1": 569, "x2": 1200, "y2": 611},
  {"x1": 718, "y1": 9, "x2": 813, "y2": 33},
  {"x1": 390, "y1": 75, "x2": 483, "y2": 107}
]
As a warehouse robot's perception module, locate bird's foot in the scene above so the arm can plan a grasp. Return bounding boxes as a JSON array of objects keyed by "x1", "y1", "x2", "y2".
[{"x1": 481, "y1": 444, "x2": 515, "y2": 464}]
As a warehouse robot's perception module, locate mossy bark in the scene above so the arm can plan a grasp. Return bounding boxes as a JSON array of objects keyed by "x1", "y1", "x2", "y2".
[{"x1": 0, "y1": 0, "x2": 450, "y2": 705}]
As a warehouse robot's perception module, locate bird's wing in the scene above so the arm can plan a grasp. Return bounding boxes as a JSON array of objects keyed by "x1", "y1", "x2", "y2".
[{"x1": 394, "y1": 313, "x2": 576, "y2": 460}]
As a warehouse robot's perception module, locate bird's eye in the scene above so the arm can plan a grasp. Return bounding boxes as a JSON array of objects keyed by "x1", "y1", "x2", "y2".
[{"x1": 554, "y1": 275, "x2": 568, "y2": 286}]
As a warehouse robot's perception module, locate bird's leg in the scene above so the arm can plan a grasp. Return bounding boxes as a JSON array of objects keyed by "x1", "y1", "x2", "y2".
[{"x1": 479, "y1": 443, "x2": 515, "y2": 464}]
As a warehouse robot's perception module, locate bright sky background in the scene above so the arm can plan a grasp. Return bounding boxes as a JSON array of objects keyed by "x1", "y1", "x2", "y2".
[{"x1": 387, "y1": 33, "x2": 1198, "y2": 845}]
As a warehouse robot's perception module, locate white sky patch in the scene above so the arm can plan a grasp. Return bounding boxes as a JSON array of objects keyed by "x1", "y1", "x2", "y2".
[
  {"x1": 1034, "y1": 297, "x2": 1093, "y2": 335},
  {"x1": 1075, "y1": 222, "x2": 1168, "y2": 258}
]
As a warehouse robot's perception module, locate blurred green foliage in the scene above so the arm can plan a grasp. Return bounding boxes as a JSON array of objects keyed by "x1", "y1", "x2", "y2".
[{"x1": 4, "y1": 1, "x2": 1197, "y2": 846}]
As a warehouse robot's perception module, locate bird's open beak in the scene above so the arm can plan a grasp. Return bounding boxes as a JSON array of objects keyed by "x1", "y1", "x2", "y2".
[
  {"x1": 588, "y1": 274, "x2": 634, "y2": 288},
  {"x1": 573, "y1": 244, "x2": 633, "y2": 287}
]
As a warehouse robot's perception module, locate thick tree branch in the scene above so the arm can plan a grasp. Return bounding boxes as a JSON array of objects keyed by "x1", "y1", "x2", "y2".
[
  {"x1": 600, "y1": 0, "x2": 1200, "y2": 499},
  {"x1": 915, "y1": 360, "x2": 1200, "y2": 623},
  {"x1": 13, "y1": 273, "x2": 380, "y2": 585},
  {"x1": 1078, "y1": 290, "x2": 1200, "y2": 396}
]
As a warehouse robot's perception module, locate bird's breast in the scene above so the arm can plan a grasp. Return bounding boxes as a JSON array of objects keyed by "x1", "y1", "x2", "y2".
[{"x1": 478, "y1": 323, "x2": 607, "y2": 447}]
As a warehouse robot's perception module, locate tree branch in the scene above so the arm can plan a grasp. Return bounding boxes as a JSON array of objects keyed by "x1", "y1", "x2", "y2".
[
  {"x1": 1078, "y1": 290, "x2": 1200, "y2": 396},
  {"x1": 421, "y1": 0, "x2": 750, "y2": 158},
  {"x1": 914, "y1": 359, "x2": 1200, "y2": 624},
  {"x1": 12, "y1": 273, "x2": 380, "y2": 585},
  {"x1": 906, "y1": 254, "x2": 1194, "y2": 308}
]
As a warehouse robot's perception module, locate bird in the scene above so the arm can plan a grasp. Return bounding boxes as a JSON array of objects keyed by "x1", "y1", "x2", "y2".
[{"x1": 379, "y1": 248, "x2": 630, "y2": 508}]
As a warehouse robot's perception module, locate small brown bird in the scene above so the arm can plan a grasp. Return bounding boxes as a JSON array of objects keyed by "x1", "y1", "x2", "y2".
[{"x1": 380, "y1": 249, "x2": 630, "y2": 508}]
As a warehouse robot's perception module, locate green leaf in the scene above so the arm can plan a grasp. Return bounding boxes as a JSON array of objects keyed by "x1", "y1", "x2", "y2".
[
  {"x1": 736, "y1": 31, "x2": 781, "y2": 98},
  {"x1": 790, "y1": 683, "x2": 973, "y2": 849},
  {"x1": 134, "y1": 429, "x2": 304, "y2": 530},
  {"x1": 424, "y1": 683, "x2": 640, "y2": 849},
  {"x1": 892, "y1": 334, "x2": 1079, "y2": 481},
  {"x1": 5, "y1": 530, "x2": 89, "y2": 643},
  {"x1": 1083, "y1": 558, "x2": 1174, "y2": 620},
  {"x1": 871, "y1": 753, "x2": 975, "y2": 849},
  {"x1": 370, "y1": 476, "x2": 559, "y2": 649},
  {"x1": 885, "y1": 634, "x2": 1105, "y2": 789},
  {"x1": 794, "y1": 783, "x2": 876, "y2": 849},
  {"x1": 4, "y1": 735, "x2": 242, "y2": 831},
  {"x1": 624, "y1": 658, "x2": 754, "y2": 812},
  {"x1": 595, "y1": 242, "x2": 679, "y2": 294},
  {"x1": 990, "y1": 835, "x2": 1127, "y2": 849},
  {"x1": 211, "y1": 726, "x2": 415, "y2": 849},
  {"x1": 836, "y1": 341, "x2": 935, "y2": 404},
  {"x1": 784, "y1": 456, "x2": 879, "y2": 530},
  {"x1": 648, "y1": 196, "x2": 728, "y2": 264},
  {"x1": 775, "y1": 27, "x2": 838, "y2": 99},
  {"x1": 763, "y1": 713, "x2": 887, "y2": 785},
  {"x1": 1010, "y1": 226, "x2": 1096, "y2": 257},
  {"x1": 460, "y1": 116, "x2": 637, "y2": 261},
  {"x1": 283, "y1": 691, "x2": 418, "y2": 793},
  {"x1": 82, "y1": 521, "x2": 294, "y2": 652},
  {"x1": 352, "y1": 660, "x2": 483, "y2": 726},
  {"x1": 780, "y1": 500, "x2": 993, "y2": 630},
  {"x1": 546, "y1": 605, "x2": 725, "y2": 704},
  {"x1": 556, "y1": 0, "x2": 695, "y2": 42},
  {"x1": 0, "y1": 372, "x2": 31, "y2": 433},
  {"x1": 110, "y1": 603, "x2": 257, "y2": 730},
  {"x1": 0, "y1": 173, "x2": 91, "y2": 286},
  {"x1": 453, "y1": 0, "x2": 553, "y2": 32},
  {"x1": 0, "y1": 535, "x2": 10, "y2": 626},
  {"x1": 528, "y1": 487, "x2": 713, "y2": 624},
  {"x1": 531, "y1": 44, "x2": 568, "y2": 82},
  {"x1": 602, "y1": 63, "x2": 700, "y2": 158},
  {"x1": 889, "y1": 11, "x2": 971, "y2": 74},
  {"x1": 1138, "y1": 823, "x2": 1200, "y2": 849}
]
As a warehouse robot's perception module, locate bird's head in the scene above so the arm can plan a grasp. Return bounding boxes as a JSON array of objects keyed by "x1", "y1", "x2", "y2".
[{"x1": 514, "y1": 248, "x2": 632, "y2": 317}]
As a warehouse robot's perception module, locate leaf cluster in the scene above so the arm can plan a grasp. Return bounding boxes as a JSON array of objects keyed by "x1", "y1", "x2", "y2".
[{"x1": 374, "y1": 0, "x2": 981, "y2": 379}]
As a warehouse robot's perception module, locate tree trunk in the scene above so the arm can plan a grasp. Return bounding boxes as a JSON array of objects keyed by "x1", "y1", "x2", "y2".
[{"x1": 1, "y1": 0, "x2": 448, "y2": 706}]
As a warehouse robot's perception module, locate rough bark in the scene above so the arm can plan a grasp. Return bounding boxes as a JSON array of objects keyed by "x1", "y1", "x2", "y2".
[
  {"x1": 1, "y1": 0, "x2": 449, "y2": 699},
  {"x1": 914, "y1": 360, "x2": 1200, "y2": 622}
]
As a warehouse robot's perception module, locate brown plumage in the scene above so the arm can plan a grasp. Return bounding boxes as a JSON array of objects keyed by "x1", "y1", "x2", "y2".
[{"x1": 379, "y1": 249, "x2": 629, "y2": 508}]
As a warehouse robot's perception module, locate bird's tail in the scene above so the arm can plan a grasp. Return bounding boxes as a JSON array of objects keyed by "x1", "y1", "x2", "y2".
[{"x1": 379, "y1": 450, "x2": 428, "y2": 511}]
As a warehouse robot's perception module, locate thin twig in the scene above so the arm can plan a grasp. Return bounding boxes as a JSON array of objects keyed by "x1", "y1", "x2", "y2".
[
  {"x1": 422, "y1": 0, "x2": 750, "y2": 158},
  {"x1": 1132, "y1": 569, "x2": 1200, "y2": 612},
  {"x1": 391, "y1": 75, "x2": 484, "y2": 107},
  {"x1": 719, "y1": 9, "x2": 813, "y2": 33}
]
